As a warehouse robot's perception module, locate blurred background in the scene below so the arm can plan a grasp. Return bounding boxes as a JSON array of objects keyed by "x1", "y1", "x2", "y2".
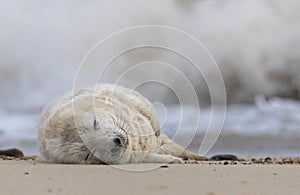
[{"x1": 0, "y1": 0, "x2": 300, "y2": 157}]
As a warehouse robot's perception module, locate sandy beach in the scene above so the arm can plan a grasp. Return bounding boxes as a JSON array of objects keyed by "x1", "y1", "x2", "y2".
[{"x1": 1, "y1": 159, "x2": 300, "y2": 195}]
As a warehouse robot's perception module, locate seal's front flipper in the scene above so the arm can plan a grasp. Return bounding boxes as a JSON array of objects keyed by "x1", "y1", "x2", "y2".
[
  {"x1": 142, "y1": 153, "x2": 184, "y2": 164},
  {"x1": 158, "y1": 134, "x2": 207, "y2": 161}
]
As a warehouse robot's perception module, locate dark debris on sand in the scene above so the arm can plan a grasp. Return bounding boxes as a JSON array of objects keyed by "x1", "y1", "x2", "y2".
[
  {"x1": 204, "y1": 157, "x2": 300, "y2": 165},
  {"x1": 0, "y1": 155, "x2": 38, "y2": 161},
  {"x1": 251, "y1": 157, "x2": 300, "y2": 165},
  {"x1": 0, "y1": 148, "x2": 38, "y2": 161},
  {"x1": 0, "y1": 156, "x2": 299, "y2": 165},
  {"x1": 0, "y1": 149, "x2": 299, "y2": 165},
  {"x1": 0, "y1": 148, "x2": 24, "y2": 158}
]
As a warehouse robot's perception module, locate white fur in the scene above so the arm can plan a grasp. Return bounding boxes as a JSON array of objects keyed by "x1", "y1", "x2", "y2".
[{"x1": 38, "y1": 84, "x2": 206, "y2": 164}]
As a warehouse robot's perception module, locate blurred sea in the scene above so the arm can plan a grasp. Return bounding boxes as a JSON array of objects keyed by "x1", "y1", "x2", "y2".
[{"x1": 1, "y1": 97, "x2": 299, "y2": 157}]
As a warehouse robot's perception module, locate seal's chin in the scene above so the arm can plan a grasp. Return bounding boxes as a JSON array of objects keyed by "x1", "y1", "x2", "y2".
[
  {"x1": 94, "y1": 140, "x2": 126, "y2": 164},
  {"x1": 82, "y1": 132, "x2": 127, "y2": 164}
]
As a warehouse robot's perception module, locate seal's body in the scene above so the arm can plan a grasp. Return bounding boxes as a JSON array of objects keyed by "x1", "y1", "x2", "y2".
[{"x1": 38, "y1": 84, "x2": 206, "y2": 164}]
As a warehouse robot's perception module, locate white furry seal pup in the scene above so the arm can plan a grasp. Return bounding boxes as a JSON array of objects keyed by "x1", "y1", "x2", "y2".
[{"x1": 38, "y1": 84, "x2": 206, "y2": 164}]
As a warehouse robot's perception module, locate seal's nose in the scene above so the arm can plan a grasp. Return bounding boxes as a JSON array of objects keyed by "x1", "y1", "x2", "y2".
[{"x1": 113, "y1": 137, "x2": 123, "y2": 147}]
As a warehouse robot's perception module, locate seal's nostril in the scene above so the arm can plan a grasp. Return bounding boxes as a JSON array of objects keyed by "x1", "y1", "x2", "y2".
[{"x1": 113, "y1": 137, "x2": 122, "y2": 147}]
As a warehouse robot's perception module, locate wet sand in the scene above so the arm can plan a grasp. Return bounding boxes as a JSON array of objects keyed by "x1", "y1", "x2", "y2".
[{"x1": 0, "y1": 158, "x2": 300, "y2": 195}]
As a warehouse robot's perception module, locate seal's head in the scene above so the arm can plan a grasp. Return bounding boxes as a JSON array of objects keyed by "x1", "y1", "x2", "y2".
[{"x1": 75, "y1": 112, "x2": 128, "y2": 164}]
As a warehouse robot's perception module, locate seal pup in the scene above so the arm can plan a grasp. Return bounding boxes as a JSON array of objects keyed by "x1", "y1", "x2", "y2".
[{"x1": 38, "y1": 84, "x2": 207, "y2": 164}]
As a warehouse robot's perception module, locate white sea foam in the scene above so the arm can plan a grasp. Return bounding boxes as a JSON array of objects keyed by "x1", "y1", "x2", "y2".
[
  {"x1": 162, "y1": 97, "x2": 300, "y2": 136},
  {"x1": 0, "y1": 112, "x2": 39, "y2": 154}
]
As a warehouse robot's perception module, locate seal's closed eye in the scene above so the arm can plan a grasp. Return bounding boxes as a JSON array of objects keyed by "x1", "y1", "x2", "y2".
[{"x1": 93, "y1": 119, "x2": 97, "y2": 130}]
